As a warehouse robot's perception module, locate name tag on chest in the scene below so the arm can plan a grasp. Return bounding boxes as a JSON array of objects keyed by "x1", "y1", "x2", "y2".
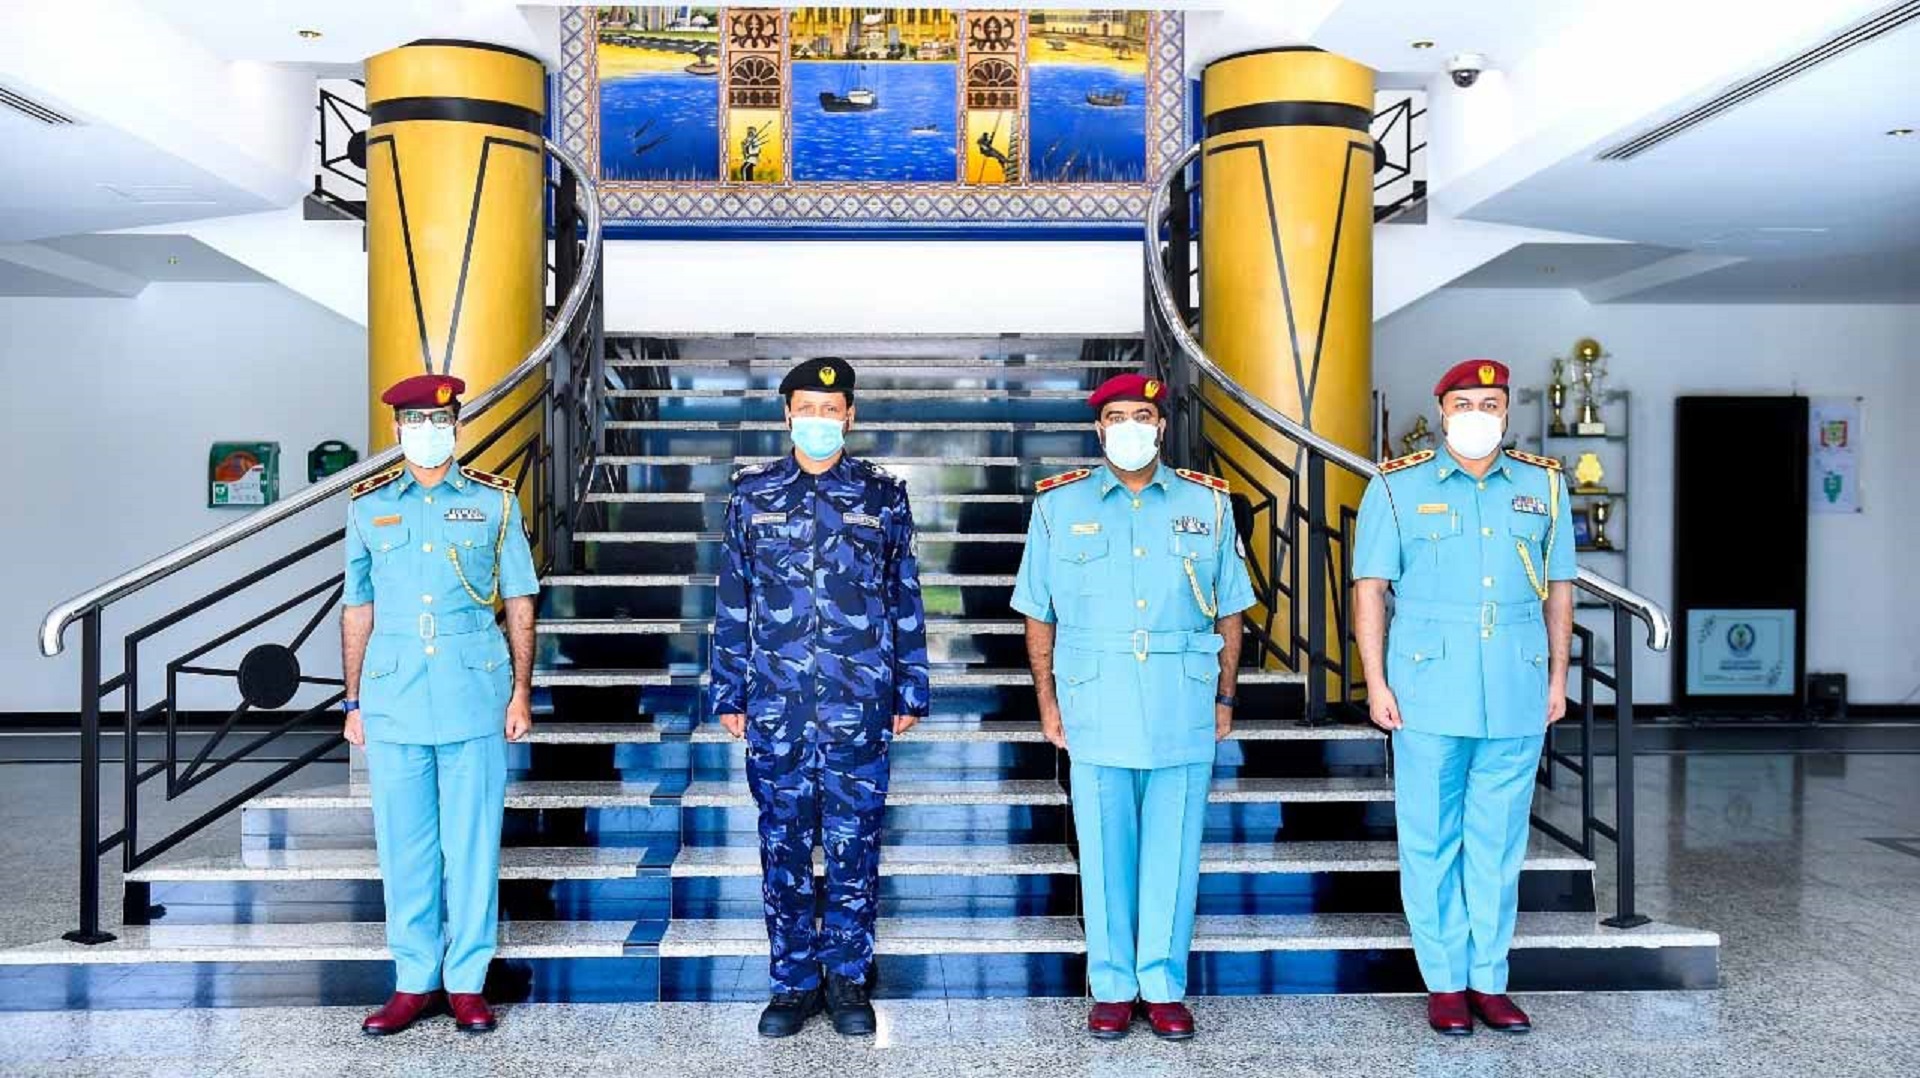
[
  {"x1": 1511, "y1": 496, "x2": 1547, "y2": 516},
  {"x1": 444, "y1": 508, "x2": 486, "y2": 522},
  {"x1": 1070, "y1": 522, "x2": 1101, "y2": 535},
  {"x1": 1172, "y1": 516, "x2": 1210, "y2": 535},
  {"x1": 751, "y1": 512, "x2": 788, "y2": 527},
  {"x1": 843, "y1": 512, "x2": 881, "y2": 529}
]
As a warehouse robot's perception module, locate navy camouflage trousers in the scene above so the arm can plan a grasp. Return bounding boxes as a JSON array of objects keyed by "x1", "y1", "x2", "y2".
[{"x1": 746, "y1": 732, "x2": 891, "y2": 993}]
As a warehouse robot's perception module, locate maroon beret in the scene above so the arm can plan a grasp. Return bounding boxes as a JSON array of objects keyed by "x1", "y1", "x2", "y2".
[
  {"x1": 1087, "y1": 373, "x2": 1168, "y2": 413},
  {"x1": 1433, "y1": 359, "x2": 1508, "y2": 397},
  {"x1": 380, "y1": 374, "x2": 466, "y2": 410}
]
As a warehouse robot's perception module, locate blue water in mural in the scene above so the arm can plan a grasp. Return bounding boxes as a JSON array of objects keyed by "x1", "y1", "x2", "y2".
[
  {"x1": 599, "y1": 73, "x2": 720, "y2": 182},
  {"x1": 1029, "y1": 63, "x2": 1147, "y2": 183},
  {"x1": 790, "y1": 63, "x2": 958, "y2": 183}
]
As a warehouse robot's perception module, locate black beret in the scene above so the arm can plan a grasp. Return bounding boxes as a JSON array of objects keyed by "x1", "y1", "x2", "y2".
[{"x1": 779, "y1": 356, "x2": 855, "y2": 397}]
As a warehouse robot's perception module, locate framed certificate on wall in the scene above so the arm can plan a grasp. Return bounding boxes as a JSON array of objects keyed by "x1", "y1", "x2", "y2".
[{"x1": 1684, "y1": 609, "x2": 1797, "y2": 697}]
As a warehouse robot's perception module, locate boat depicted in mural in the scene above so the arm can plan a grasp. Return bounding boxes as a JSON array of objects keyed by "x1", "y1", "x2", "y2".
[
  {"x1": 684, "y1": 46, "x2": 718, "y2": 76},
  {"x1": 1085, "y1": 89, "x2": 1127, "y2": 107},
  {"x1": 819, "y1": 62, "x2": 877, "y2": 111}
]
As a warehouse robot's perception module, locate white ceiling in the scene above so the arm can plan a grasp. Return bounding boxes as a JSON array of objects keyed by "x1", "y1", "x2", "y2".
[
  {"x1": 1461, "y1": 9, "x2": 1920, "y2": 298},
  {"x1": 1307, "y1": 0, "x2": 1591, "y2": 77},
  {"x1": 1448, "y1": 243, "x2": 1685, "y2": 288},
  {"x1": 0, "y1": 235, "x2": 266, "y2": 297},
  {"x1": 137, "y1": 0, "x2": 556, "y2": 66}
]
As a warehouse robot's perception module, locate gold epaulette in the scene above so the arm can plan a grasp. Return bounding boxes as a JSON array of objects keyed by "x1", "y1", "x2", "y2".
[
  {"x1": 462, "y1": 466, "x2": 517, "y2": 492},
  {"x1": 1504, "y1": 448, "x2": 1562, "y2": 471},
  {"x1": 1174, "y1": 468, "x2": 1229, "y2": 493},
  {"x1": 349, "y1": 464, "x2": 404, "y2": 499},
  {"x1": 1034, "y1": 468, "x2": 1092, "y2": 494},
  {"x1": 1379, "y1": 449, "x2": 1434, "y2": 475}
]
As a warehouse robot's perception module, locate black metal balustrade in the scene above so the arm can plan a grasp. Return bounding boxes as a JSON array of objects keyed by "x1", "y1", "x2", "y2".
[
  {"x1": 39, "y1": 142, "x2": 605, "y2": 945},
  {"x1": 1143, "y1": 143, "x2": 1668, "y2": 929},
  {"x1": 313, "y1": 82, "x2": 369, "y2": 219}
]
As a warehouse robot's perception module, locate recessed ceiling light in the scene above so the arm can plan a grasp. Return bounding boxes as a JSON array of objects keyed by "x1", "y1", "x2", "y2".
[
  {"x1": 297, "y1": 29, "x2": 323, "y2": 40},
  {"x1": 1889, "y1": 127, "x2": 1914, "y2": 137},
  {"x1": 167, "y1": 256, "x2": 180, "y2": 265},
  {"x1": 1540, "y1": 266, "x2": 1558, "y2": 274},
  {"x1": 1410, "y1": 40, "x2": 1435, "y2": 50}
]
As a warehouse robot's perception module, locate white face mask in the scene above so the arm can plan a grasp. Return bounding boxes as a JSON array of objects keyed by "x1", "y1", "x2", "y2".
[
  {"x1": 1443, "y1": 410, "x2": 1505, "y2": 460},
  {"x1": 1101, "y1": 420, "x2": 1161, "y2": 472},
  {"x1": 399, "y1": 424, "x2": 457, "y2": 468}
]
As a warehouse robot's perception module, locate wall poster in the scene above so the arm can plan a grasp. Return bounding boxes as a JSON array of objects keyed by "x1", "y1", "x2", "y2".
[
  {"x1": 1684, "y1": 608, "x2": 1797, "y2": 697},
  {"x1": 1808, "y1": 396, "x2": 1862, "y2": 514},
  {"x1": 560, "y1": 7, "x2": 1188, "y2": 233}
]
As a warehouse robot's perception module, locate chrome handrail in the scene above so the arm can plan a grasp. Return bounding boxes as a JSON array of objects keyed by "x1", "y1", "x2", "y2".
[
  {"x1": 1144, "y1": 143, "x2": 1670, "y2": 652},
  {"x1": 39, "y1": 138, "x2": 603, "y2": 658}
]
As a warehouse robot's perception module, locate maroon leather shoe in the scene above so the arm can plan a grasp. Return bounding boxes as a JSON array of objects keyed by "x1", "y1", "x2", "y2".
[
  {"x1": 449, "y1": 992, "x2": 497, "y2": 1033},
  {"x1": 1467, "y1": 990, "x2": 1531, "y2": 1033},
  {"x1": 1427, "y1": 991, "x2": 1473, "y2": 1036},
  {"x1": 1087, "y1": 1000, "x2": 1134, "y2": 1040},
  {"x1": 361, "y1": 991, "x2": 443, "y2": 1035},
  {"x1": 1142, "y1": 1001, "x2": 1196, "y2": 1041}
]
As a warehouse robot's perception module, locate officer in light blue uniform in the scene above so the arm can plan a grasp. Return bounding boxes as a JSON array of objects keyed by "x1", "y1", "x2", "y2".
[
  {"x1": 1012, "y1": 373, "x2": 1255, "y2": 1042},
  {"x1": 1351, "y1": 358, "x2": 1575, "y2": 1037},
  {"x1": 342, "y1": 374, "x2": 540, "y2": 1036}
]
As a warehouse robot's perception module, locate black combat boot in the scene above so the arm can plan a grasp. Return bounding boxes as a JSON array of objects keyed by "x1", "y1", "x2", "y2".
[
  {"x1": 824, "y1": 973, "x2": 877, "y2": 1036},
  {"x1": 757, "y1": 986, "x2": 822, "y2": 1038}
]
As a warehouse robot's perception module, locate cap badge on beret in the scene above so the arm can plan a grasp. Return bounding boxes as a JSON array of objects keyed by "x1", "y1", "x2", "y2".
[
  {"x1": 819, "y1": 366, "x2": 837, "y2": 387},
  {"x1": 435, "y1": 383, "x2": 453, "y2": 405},
  {"x1": 1144, "y1": 379, "x2": 1161, "y2": 399},
  {"x1": 1477, "y1": 364, "x2": 1496, "y2": 386}
]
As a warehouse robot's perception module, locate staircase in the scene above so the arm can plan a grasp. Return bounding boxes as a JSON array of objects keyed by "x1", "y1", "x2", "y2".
[{"x1": 0, "y1": 333, "x2": 1718, "y2": 1008}]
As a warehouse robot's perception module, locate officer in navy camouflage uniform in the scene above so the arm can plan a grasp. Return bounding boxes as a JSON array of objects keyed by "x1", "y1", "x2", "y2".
[{"x1": 708, "y1": 356, "x2": 930, "y2": 1038}]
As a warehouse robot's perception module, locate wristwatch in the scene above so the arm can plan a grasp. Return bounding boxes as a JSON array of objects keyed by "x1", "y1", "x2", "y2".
[
  {"x1": 342, "y1": 698, "x2": 361, "y2": 714},
  {"x1": 1214, "y1": 693, "x2": 1237, "y2": 709}
]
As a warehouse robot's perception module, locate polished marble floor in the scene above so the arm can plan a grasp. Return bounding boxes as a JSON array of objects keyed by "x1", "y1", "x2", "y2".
[{"x1": 3, "y1": 743, "x2": 1919, "y2": 1077}]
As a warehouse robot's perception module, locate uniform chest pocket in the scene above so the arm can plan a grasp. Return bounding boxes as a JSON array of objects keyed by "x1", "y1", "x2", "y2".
[
  {"x1": 448, "y1": 521, "x2": 497, "y2": 571},
  {"x1": 1414, "y1": 514, "x2": 1461, "y2": 569},
  {"x1": 1054, "y1": 535, "x2": 1109, "y2": 594},
  {"x1": 750, "y1": 520, "x2": 807, "y2": 582},
  {"x1": 837, "y1": 523, "x2": 886, "y2": 582},
  {"x1": 1509, "y1": 518, "x2": 1547, "y2": 560}
]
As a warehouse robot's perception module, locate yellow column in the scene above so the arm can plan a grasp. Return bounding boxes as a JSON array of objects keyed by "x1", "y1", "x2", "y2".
[
  {"x1": 364, "y1": 39, "x2": 547, "y2": 480},
  {"x1": 1199, "y1": 47, "x2": 1373, "y2": 681}
]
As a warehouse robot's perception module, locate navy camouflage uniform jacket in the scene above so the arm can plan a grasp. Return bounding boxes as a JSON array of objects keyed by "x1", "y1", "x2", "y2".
[{"x1": 708, "y1": 453, "x2": 930, "y2": 741}]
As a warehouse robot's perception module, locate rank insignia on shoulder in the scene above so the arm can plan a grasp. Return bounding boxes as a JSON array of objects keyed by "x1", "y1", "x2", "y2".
[
  {"x1": 1174, "y1": 468, "x2": 1229, "y2": 492},
  {"x1": 445, "y1": 507, "x2": 486, "y2": 522},
  {"x1": 350, "y1": 464, "x2": 404, "y2": 499},
  {"x1": 1379, "y1": 449, "x2": 1434, "y2": 475},
  {"x1": 1035, "y1": 468, "x2": 1093, "y2": 493},
  {"x1": 731, "y1": 461, "x2": 774, "y2": 484},
  {"x1": 1504, "y1": 448, "x2": 1562, "y2": 470},
  {"x1": 462, "y1": 466, "x2": 516, "y2": 492}
]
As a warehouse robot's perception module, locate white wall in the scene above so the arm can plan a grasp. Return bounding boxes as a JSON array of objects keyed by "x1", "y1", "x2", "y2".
[
  {"x1": 1374, "y1": 288, "x2": 1920, "y2": 705},
  {"x1": 2, "y1": 283, "x2": 367, "y2": 712}
]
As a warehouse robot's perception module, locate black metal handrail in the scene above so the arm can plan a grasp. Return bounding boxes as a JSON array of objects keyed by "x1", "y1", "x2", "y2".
[
  {"x1": 314, "y1": 82, "x2": 369, "y2": 216},
  {"x1": 1143, "y1": 142, "x2": 1663, "y2": 929},
  {"x1": 42, "y1": 140, "x2": 604, "y2": 945}
]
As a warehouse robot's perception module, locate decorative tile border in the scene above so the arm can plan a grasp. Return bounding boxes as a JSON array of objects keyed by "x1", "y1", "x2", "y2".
[{"x1": 555, "y1": 7, "x2": 1183, "y2": 232}]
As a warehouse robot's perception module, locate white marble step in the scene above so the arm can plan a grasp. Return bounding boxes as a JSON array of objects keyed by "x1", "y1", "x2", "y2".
[
  {"x1": 532, "y1": 667, "x2": 1306, "y2": 689},
  {"x1": 126, "y1": 846, "x2": 651, "y2": 883},
  {"x1": 520, "y1": 717, "x2": 1373, "y2": 745},
  {"x1": 594, "y1": 455, "x2": 1099, "y2": 469},
  {"x1": 682, "y1": 778, "x2": 1068, "y2": 808},
  {"x1": 538, "y1": 573, "x2": 1018, "y2": 588},
  {"x1": 585, "y1": 492, "x2": 1032, "y2": 505},
  {"x1": 609, "y1": 387, "x2": 1088, "y2": 400},
  {"x1": 656, "y1": 913, "x2": 1721, "y2": 959},
  {"x1": 1208, "y1": 776, "x2": 1395, "y2": 803},
  {"x1": 605, "y1": 337, "x2": 1131, "y2": 364},
  {"x1": 247, "y1": 780, "x2": 676, "y2": 812},
  {"x1": 0, "y1": 921, "x2": 634, "y2": 966},
  {"x1": 606, "y1": 420, "x2": 1086, "y2": 432},
  {"x1": 672, "y1": 844, "x2": 1078, "y2": 878},
  {"x1": 666, "y1": 837, "x2": 1587, "y2": 879}
]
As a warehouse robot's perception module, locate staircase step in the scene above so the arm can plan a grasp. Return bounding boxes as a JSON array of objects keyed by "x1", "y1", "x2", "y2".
[
  {"x1": 606, "y1": 421, "x2": 1085, "y2": 432},
  {"x1": 0, "y1": 921, "x2": 635, "y2": 966},
  {"x1": 584, "y1": 491, "x2": 1031, "y2": 505},
  {"x1": 609, "y1": 388, "x2": 1089, "y2": 400},
  {"x1": 671, "y1": 844, "x2": 1078, "y2": 878},
  {"x1": 574, "y1": 531, "x2": 1028, "y2": 545},
  {"x1": 1198, "y1": 836, "x2": 1590, "y2": 874},
  {"x1": 540, "y1": 572, "x2": 1015, "y2": 587},
  {"x1": 594, "y1": 455, "x2": 1098, "y2": 469},
  {"x1": 532, "y1": 666, "x2": 1306, "y2": 689},
  {"x1": 126, "y1": 846, "x2": 652, "y2": 883},
  {"x1": 655, "y1": 912, "x2": 1720, "y2": 958},
  {"x1": 606, "y1": 336, "x2": 1133, "y2": 363},
  {"x1": 248, "y1": 779, "x2": 678, "y2": 812},
  {"x1": 517, "y1": 718, "x2": 1371, "y2": 745},
  {"x1": 1207, "y1": 776, "x2": 1395, "y2": 803},
  {"x1": 682, "y1": 778, "x2": 1068, "y2": 808}
]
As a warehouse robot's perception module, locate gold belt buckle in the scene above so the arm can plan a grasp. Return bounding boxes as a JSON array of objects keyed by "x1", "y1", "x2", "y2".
[
  {"x1": 1131, "y1": 629, "x2": 1149, "y2": 663},
  {"x1": 419, "y1": 612, "x2": 437, "y2": 642}
]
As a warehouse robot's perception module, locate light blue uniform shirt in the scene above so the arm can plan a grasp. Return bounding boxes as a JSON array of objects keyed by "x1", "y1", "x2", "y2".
[
  {"x1": 345, "y1": 464, "x2": 539, "y2": 745},
  {"x1": 1011, "y1": 461, "x2": 1257, "y2": 768},
  {"x1": 1352, "y1": 450, "x2": 1576, "y2": 739}
]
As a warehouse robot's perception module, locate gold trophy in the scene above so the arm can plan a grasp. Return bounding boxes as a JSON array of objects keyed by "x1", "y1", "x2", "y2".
[
  {"x1": 1399, "y1": 415, "x2": 1434, "y2": 457},
  {"x1": 1573, "y1": 452, "x2": 1606, "y2": 493},
  {"x1": 1548, "y1": 358, "x2": 1570, "y2": 437},
  {"x1": 1572, "y1": 337, "x2": 1608, "y2": 435},
  {"x1": 1590, "y1": 497, "x2": 1616, "y2": 550}
]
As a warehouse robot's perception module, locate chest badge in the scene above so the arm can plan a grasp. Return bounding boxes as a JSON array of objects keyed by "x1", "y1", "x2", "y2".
[
  {"x1": 1172, "y1": 516, "x2": 1210, "y2": 536},
  {"x1": 1512, "y1": 495, "x2": 1548, "y2": 516},
  {"x1": 444, "y1": 508, "x2": 486, "y2": 523},
  {"x1": 750, "y1": 512, "x2": 788, "y2": 526},
  {"x1": 1070, "y1": 522, "x2": 1101, "y2": 535},
  {"x1": 843, "y1": 512, "x2": 881, "y2": 529}
]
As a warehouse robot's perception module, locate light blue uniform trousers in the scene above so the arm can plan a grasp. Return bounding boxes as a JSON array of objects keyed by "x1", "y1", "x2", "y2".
[
  {"x1": 365, "y1": 734, "x2": 507, "y2": 994},
  {"x1": 1070, "y1": 760, "x2": 1211, "y2": 1003},
  {"x1": 1391, "y1": 728, "x2": 1544, "y2": 994}
]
